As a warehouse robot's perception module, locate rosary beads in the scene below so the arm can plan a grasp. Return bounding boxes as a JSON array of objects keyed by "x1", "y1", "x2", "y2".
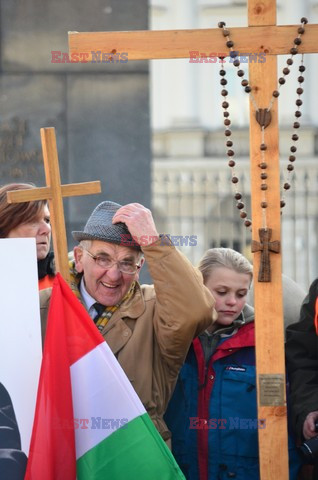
[{"x1": 217, "y1": 17, "x2": 308, "y2": 229}]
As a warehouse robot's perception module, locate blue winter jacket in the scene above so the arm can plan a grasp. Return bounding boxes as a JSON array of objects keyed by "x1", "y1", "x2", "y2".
[{"x1": 165, "y1": 305, "x2": 302, "y2": 480}]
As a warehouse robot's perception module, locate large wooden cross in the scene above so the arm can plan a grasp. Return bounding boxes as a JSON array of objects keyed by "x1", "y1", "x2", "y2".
[
  {"x1": 6, "y1": 127, "x2": 101, "y2": 284},
  {"x1": 68, "y1": 3, "x2": 318, "y2": 478}
]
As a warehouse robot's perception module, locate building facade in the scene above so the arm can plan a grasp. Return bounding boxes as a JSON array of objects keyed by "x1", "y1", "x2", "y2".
[{"x1": 150, "y1": 0, "x2": 318, "y2": 290}]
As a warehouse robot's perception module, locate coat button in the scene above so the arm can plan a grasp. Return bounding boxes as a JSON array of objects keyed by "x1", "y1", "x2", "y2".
[
  {"x1": 227, "y1": 473, "x2": 236, "y2": 478},
  {"x1": 210, "y1": 374, "x2": 214, "y2": 380},
  {"x1": 123, "y1": 330, "x2": 129, "y2": 337}
]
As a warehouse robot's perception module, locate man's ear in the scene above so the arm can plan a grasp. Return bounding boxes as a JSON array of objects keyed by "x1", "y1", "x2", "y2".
[
  {"x1": 73, "y1": 246, "x2": 84, "y2": 273},
  {"x1": 135, "y1": 256, "x2": 145, "y2": 281}
]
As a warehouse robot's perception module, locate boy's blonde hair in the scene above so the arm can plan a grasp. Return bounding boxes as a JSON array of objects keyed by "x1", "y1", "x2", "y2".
[{"x1": 198, "y1": 248, "x2": 253, "y2": 285}]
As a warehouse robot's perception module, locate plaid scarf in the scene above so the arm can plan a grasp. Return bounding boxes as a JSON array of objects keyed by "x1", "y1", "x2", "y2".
[{"x1": 69, "y1": 260, "x2": 136, "y2": 332}]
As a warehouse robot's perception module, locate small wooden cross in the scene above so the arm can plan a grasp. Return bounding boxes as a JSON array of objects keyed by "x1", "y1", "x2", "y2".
[
  {"x1": 6, "y1": 127, "x2": 101, "y2": 284},
  {"x1": 251, "y1": 228, "x2": 280, "y2": 282}
]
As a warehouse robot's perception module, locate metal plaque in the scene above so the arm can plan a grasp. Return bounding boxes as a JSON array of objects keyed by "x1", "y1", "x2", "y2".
[{"x1": 258, "y1": 374, "x2": 285, "y2": 406}]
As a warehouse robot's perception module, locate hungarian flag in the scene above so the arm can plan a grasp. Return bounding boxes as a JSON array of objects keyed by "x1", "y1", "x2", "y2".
[{"x1": 25, "y1": 273, "x2": 185, "y2": 480}]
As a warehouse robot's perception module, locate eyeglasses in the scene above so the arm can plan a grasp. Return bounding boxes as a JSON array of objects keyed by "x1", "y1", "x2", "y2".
[{"x1": 84, "y1": 249, "x2": 141, "y2": 275}]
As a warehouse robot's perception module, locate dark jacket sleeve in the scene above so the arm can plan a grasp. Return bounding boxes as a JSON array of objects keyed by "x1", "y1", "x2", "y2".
[
  {"x1": 0, "y1": 383, "x2": 27, "y2": 480},
  {"x1": 285, "y1": 278, "x2": 318, "y2": 438}
]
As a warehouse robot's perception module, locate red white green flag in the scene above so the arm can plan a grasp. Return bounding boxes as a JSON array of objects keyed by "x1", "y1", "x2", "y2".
[{"x1": 25, "y1": 273, "x2": 185, "y2": 480}]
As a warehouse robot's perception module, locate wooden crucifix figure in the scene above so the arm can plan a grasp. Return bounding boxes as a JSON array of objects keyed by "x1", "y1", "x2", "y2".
[
  {"x1": 6, "y1": 127, "x2": 101, "y2": 284},
  {"x1": 251, "y1": 228, "x2": 280, "y2": 282},
  {"x1": 68, "y1": 2, "x2": 318, "y2": 478}
]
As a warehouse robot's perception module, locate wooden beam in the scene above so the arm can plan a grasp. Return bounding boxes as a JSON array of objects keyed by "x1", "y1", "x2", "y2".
[
  {"x1": 41, "y1": 128, "x2": 71, "y2": 283},
  {"x1": 69, "y1": 24, "x2": 318, "y2": 61},
  {"x1": 7, "y1": 182, "x2": 101, "y2": 202},
  {"x1": 7, "y1": 127, "x2": 102, "y2": 285},
  {"x1": 248, "y1": 2, "x2": 288, "y2": 479}
]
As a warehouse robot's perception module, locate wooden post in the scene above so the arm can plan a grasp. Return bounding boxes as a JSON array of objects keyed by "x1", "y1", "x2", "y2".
[
  {"x1": 68, "y1": 6, "x2": 318, "y2": 478},
  {"x1": 7, "y1": 127, "x2": 101, "y2": 284},
  {"x1": 248, "y1": 3, "x2": 288, "y2": 478}
]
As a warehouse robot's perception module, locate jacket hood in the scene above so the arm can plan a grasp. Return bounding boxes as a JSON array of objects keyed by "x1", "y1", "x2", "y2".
[{"x1": 241, "y1": 303, "x2": 254, "y2": 325}]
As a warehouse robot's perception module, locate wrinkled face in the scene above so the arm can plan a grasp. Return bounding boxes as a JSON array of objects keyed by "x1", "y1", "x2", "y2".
[
  {"x1": 205, "y1": 267, "x2": 251, "y2": 326},
  {"x1": 7, "y1": 204, "x2": 51, "y2": 260},
  {"x1": 74, "y1": 240, "x2": 144, "y2": 307}
]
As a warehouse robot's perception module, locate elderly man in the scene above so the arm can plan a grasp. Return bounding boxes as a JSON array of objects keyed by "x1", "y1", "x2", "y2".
[{"x1": 40, "y1": 201, "x2": 216, "y2": 441}]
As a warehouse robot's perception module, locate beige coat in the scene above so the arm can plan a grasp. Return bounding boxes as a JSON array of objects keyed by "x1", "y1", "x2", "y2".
[{"x1": 40, "y1": 240, "x2": 216, "y2": 440}]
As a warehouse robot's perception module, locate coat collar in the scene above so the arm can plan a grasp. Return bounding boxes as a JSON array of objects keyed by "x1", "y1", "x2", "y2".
[{"x1": 113, "y1": 281, "x2": 146, "y2": 319}]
